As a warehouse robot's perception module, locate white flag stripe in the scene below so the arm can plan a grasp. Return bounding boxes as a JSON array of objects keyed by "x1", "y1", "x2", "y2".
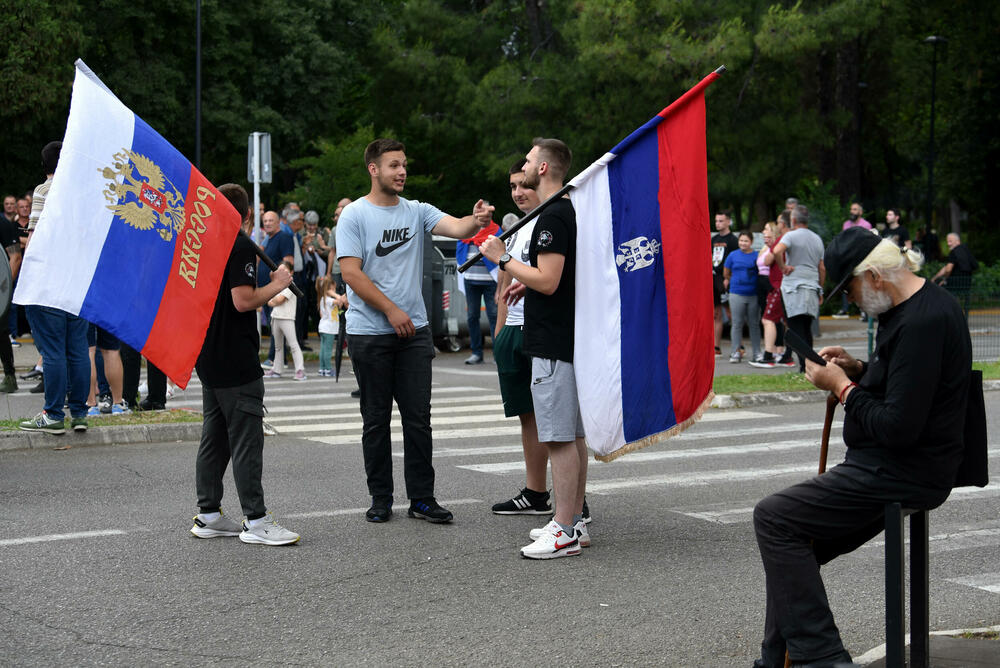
[
  {"x1": 13, "y1": 67, "x2": 134, "y2": 312},
  {"x1": 946, "y1": 573, "x2": 1000, "y2": 594},
  {"x1": 571, "y1": 165, "x2": 626, "y2": 455},
  {"x1": 585, "y1": 464, "x2": 817, "y2": 494},
  {"x1": 312, "y1": 425, "x2": 521, "y2": 446}
]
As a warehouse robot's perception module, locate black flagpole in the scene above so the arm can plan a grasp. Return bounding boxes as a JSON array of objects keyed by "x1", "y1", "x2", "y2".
[{"x1": 458, "y1": 65, "x2": 726, "y2": 274}]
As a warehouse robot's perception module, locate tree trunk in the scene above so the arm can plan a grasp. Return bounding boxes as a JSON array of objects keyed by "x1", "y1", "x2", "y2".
[{"x1": 834, "y1": 41, "x2": 862, "y2": 205}]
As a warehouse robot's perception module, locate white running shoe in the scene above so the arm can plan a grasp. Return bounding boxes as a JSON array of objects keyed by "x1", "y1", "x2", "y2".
[
  {"x1": 190, "y1": 512, "x2": 242, "y2": 538},
  {"x1": 529, "y1": 519, "x2": 591, "y2": 547},
  {"x1": 521, "y1": 521, "x2": 580, "y2": 560},
  {"x1": 239, "y1": 513, "x2": 300, "y2": 546}
]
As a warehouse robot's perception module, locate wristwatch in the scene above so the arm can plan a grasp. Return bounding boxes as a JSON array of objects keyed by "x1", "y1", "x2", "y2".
[{"x1": 498, "y1": 253, "x2": 511, "y2": 270}]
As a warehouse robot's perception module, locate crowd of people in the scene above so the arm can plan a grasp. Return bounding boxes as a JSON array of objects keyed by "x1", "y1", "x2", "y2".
[
  {"x1": 7, "y1": 133, "x2": 983, "y2": 664},
  {"x1": 711, "y1": 198, "x2": 978, "y2": 372}
]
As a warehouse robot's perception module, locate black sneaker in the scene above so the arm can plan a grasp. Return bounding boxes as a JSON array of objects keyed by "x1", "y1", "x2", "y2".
[
  {"x1": 408, "y1": 498, "x2": 453, "y2": 523},
  {"x1": 492, "y1": 487, "x2": 551, "y2": 515},
  {"x1": 365, "y1": 497, "x2": 392, "y2": 523},
  {"x1": 582, "y1": 497, "x2": 592, "y2": 524}
]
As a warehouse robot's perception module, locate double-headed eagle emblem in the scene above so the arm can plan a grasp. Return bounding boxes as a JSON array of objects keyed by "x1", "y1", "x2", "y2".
[{"x1": 100, "y1": 149, "x2": 186, "y2": 241}]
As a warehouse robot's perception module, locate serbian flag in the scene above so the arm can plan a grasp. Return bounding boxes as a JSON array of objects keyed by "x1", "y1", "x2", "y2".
[
  {"x1": 13, "y1": 60, "x2": 240, "y2": 388},
  {"x1": 455, "y1": 221, "x2": 501, "y2": 295},
  {"x1": 571, "y1": 70, "x2": 720, "y2": 461}
]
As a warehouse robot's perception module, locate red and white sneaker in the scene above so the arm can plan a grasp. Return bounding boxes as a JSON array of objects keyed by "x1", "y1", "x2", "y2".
[{"x1": 521, "y1": 520, "x2": 581, "y2": 559}]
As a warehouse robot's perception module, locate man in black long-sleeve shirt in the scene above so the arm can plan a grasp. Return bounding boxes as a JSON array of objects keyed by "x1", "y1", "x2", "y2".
[{"x1": 751, "y1": 227, "x2": 971, "y2": 668}]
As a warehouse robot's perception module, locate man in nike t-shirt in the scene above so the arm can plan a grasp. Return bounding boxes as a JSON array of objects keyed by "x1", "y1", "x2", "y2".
[{"x1": 336, "y1": 138, "x2": 493, "y2": 525}]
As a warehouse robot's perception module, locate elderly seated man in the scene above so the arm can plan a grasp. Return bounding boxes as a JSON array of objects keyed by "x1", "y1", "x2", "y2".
[{"x1": 751, "y1": 227, "x2": 972, "y2": 668}]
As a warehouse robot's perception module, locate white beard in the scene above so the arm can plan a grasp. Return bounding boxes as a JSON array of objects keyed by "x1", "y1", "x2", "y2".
[{"x1": 858, "y1": 280, "x2": 893, "y2": 317}]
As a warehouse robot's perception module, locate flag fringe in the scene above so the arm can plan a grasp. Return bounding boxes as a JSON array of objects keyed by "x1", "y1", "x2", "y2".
[{"x1": 593, "y1": 390, "x2": 716, "y2": 463}]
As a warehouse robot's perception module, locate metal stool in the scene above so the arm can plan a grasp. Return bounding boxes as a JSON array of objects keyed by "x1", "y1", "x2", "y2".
[{"x1": 884, "y1": 503, "x2": 929, "y2": 668}]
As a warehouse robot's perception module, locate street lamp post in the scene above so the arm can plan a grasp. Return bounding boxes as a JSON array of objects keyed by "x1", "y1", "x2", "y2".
[
  {"x1": 195, "y1": 0, "x2": 202, "y2": 170},
  {"x1": 924, "y1": 35, "x2": 946, "y2": 235}
]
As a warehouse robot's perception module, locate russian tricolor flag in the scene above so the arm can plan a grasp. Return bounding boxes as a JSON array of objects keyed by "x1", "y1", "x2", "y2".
[
  {"x1": 571, "y1": 71, "x2": 719, "y2": 461},
  {"x1": 14, "y1": 61, "x2": 240, "y2": 388}
]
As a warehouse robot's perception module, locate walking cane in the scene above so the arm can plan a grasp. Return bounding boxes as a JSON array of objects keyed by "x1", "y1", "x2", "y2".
[{"x1": 784, "y1": 392, "x2": 839, "y2": 668}]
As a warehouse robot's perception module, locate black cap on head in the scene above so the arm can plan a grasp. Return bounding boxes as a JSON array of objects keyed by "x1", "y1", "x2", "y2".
[{"x1": 825, "y1": 226, "x2": 882, "y2": 298}]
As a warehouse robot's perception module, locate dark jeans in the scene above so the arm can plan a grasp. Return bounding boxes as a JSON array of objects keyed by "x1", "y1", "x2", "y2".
[
  {"x1": 464, "y1": 281, "x2": 497, "y2": 357},
  {"x1": 786, "y1": 314, "x2": 814, "y2": 372},
  {"x1": 25, "y1": 305, "x2": 89, "y2": 421},
  {"x1": 348, "y1": 327, "x2": 435, "y2": 500},
  {"x1": 196, "y1": 377, "x2": 267, "y2": 519},
  {"x1": 753, "y1": 462, "x2": 949, "y2": 667}
]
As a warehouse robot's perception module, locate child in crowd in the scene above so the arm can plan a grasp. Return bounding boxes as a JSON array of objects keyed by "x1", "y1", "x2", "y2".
[
  {"x1": 264, "y1": 262, "x2": 306, "y2": 381},
  {"x1": 723, "y1": 231, "x2": 761, "y2": 363},
  {"x1": 317, "y1": 277, "x2": 347, "y2": 377}
]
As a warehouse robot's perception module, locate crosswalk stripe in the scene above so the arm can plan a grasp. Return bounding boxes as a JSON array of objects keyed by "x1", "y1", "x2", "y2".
[
  {"x1": 276, "y1": 412, "x2": 512, "y2": 434},
  {"x1": 673, "y1": 507, "x2": 756, "y2": 524},
  {"x1": 456, "y1": 439, "x2": 832, "y2": 474},
  {"x1": 677, "y1": 422, "x2": 842, "y2": 441},
  {"x1": 265, "y1": 403, "x2": 510, "y2": 425},
  {"x1": 284, "y1": 498, "x2": 482, "y2": 520},
  {"x1": 946, "y1": 573, "x2": 1000, "y2": 594},
  {"x1": 585, "y1": 464, "x2": 817, "y2": 494},
  {"x1": 169, "y1": 385, "x2": 493, "y2": 408},
  {"x1": 258, "y1": 394, "x2": 499, "y2": 416},
  {"x1": 311, "y1": 425, "x2": 521, "y2": 446}
]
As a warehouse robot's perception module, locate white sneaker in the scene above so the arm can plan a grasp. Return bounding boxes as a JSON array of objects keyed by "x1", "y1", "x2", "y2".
[
  {"x1": 190, "y1": 512, "x2": 242, "y2": 538},
  {"x1": 521, "y1": 521, "x2": 580, "y2": 560},
  {"x1": 239, "y1": 513, "x2": 300, "y2": 546},
  {"x1": 529, "y1": 519, "x2": 591, "y2": 547}
]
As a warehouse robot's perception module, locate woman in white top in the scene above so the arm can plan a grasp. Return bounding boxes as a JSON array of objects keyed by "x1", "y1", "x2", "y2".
[{"x1": 264, "y1": 262, "x2": 306, "y2": 380}]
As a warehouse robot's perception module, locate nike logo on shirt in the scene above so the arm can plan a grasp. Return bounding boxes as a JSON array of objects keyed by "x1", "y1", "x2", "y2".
[{"x1": 375, "y1": 228, "x2": 415, "y2": 256}]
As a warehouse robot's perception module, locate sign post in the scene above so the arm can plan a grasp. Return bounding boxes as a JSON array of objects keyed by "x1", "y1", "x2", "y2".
[{"x1": 247, "y1": 132, "x2": 272, "y2": 243}]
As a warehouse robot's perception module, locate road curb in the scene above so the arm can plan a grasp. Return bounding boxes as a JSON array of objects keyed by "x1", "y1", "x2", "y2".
[
  {"x1": 711, "y1": 379, "x2": 1000, "y2": 409},
  {"x1": 0, "y1": 422, "x2": 202, "y2": 451}
]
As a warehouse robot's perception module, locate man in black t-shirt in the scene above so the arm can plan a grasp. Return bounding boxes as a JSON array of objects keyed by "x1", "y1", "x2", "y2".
[
  {"x1": 881, "y1": 208, "x2": 911, "y2": 249},
  {"x1": 190, "y1": 183, "x2": 300, "y2": 546},
  {"x1": 711, "y1": 211, "x2": 738, "y2": 354},
  {"x1": 932, "y1": 232, "x2": 978, "y2": 294},
  {"x1": 481, "y1": 137, "x2": 589, "y2": 560}
]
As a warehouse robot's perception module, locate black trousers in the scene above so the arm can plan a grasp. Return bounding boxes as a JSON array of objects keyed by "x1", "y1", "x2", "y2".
[
  {"x1": 752, "y1": 462, "x2": 949, "y2": 666},
  {"x1": 196, "y1": 377, "x2": 267, "y2": 519},
  {"x1": 0, "y1": 305, "x2": 14, "y2": 376},
  {"x1": 786, "y1": 314, "x2": 813, "y2": 372},
  {"x1": 120, "y1": 343, "x2": 167, "y2": 407},
  {"x1": 348, "y1": 327, "x2": 435, "y2": 500}
]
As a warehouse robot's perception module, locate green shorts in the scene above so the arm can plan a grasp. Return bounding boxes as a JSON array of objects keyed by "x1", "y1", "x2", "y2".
[{"x1": 494, "y1": 325, "x2": 533, "y2": 418}]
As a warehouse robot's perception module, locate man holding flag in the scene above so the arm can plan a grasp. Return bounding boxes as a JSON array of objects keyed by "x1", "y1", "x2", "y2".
[
  {"x1": 191, "y1": 184, "x2": 299, "y2": 545},
  {"x1": 481, "y1": 138, "x2": 589, "y2": 559}
]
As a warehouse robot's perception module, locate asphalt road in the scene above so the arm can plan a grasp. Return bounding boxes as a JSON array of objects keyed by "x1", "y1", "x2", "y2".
[{"x1": 1, "y1": 350, "x2": 997, "y2": 666}]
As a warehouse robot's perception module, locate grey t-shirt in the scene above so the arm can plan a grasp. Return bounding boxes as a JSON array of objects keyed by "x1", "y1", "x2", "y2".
[
  {"x1": 780, "y1": 227, "x2": 824, "y2": 290},
  {"x1": 336, "y1": 197, "x2": 445, "y2": 335}
]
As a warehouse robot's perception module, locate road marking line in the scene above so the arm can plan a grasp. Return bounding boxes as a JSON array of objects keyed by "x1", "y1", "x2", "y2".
[
  {"x1": 257, "y1": 394, "x2": 500, "y2": 416},
  {"x1": 585, "y1": 464, "x2": 816, "y2": 494},
  {"x1": 865, "y1": 527, "x2": 1000, "y2": 555},
  {"x1": 698, "y1": 410, "x2": 778, "y2": 421},
  {"x1": 169, "y1": 386, "x2": 494, "y2": 409},
  {"x1": 0, "y1": 530, "x2": 126, "y2": 547},
  {"x1": 456, "y1": 439, "x2": 832, "y2": 474},
  {"x1": 675, "y1": 507, "x2": 756, "y2": 524},
  {"x1": 276, "y1": 411, "x2": 511, "y2": 433},
  {"x1": 285, "y1": 498, "x2": 481, "y2": 519},
  {"x1": 678, "y1": 422, "x2": 842, "y2": 441},
  {"x1": 311, "y1": 425, "x2": 521, "y2": 446},
  {"x1": 946, "y1": 573, "x2": 1000, "y2": 594}
]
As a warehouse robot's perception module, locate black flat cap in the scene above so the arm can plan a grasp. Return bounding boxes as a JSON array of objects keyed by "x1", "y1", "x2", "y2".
[{"x1": 825, "y1": 226, "x2": 883, "y2": 298}]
